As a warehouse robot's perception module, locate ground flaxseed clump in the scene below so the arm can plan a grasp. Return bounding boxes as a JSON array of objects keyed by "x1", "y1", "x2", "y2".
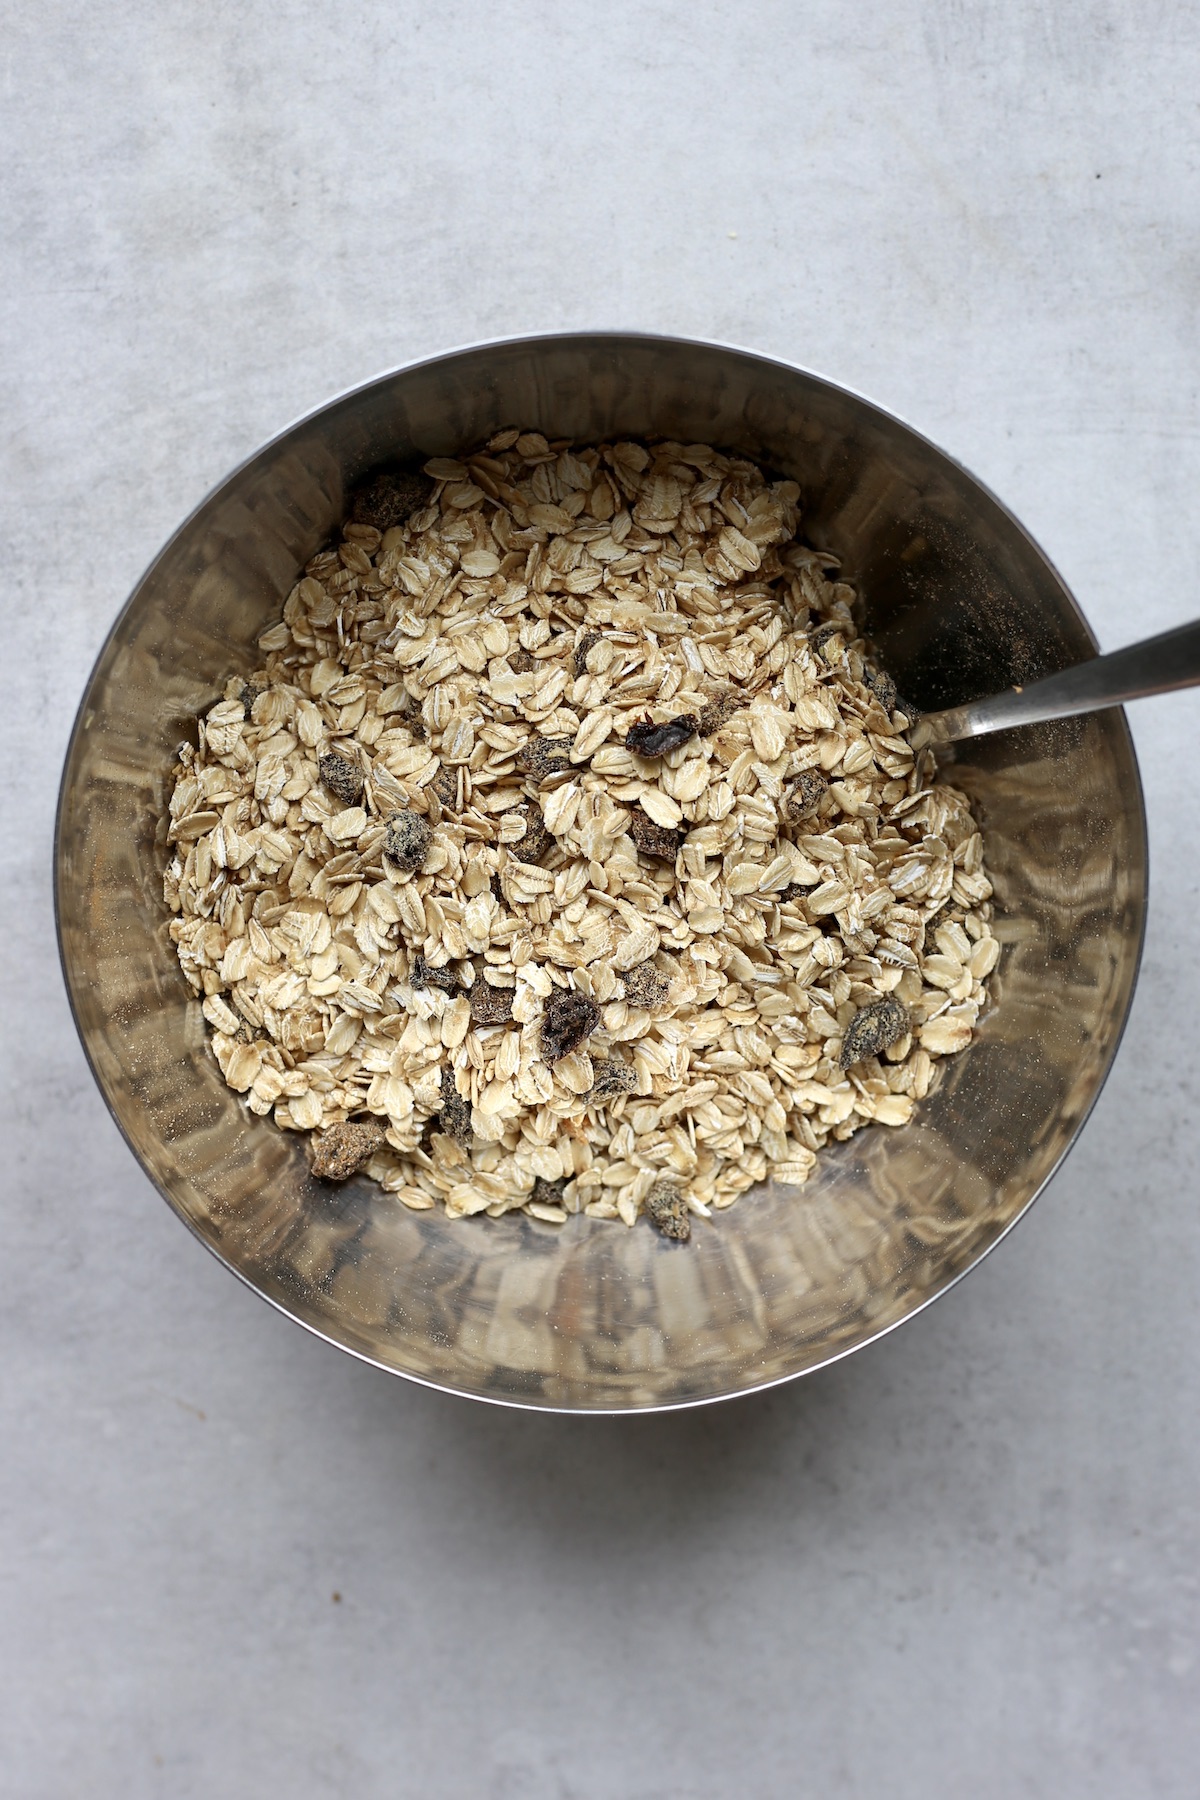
[
  {"x1": 310, "y1": 1118, "x2": 385, "y2": 1181},
  {"x1": 469, "y1": 978, "x2": 514, "y2": 1027},
  {"x1": 164, "y1": 431, "x2": 998, "y2": 1234},
  {"x1": 319, "y1": 751, "x2": 364, "y2": 805}
]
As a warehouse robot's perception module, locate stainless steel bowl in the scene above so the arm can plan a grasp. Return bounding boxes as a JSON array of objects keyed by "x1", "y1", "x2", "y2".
[{"x1": 56, "y1": 333, "x2": 1147, "y2": 1412}]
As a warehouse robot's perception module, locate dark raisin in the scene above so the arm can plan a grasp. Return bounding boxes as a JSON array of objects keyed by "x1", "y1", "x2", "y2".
[
  {"x1": 530, "y1": 1176, "x2": 567, "y2": 1209},
  {"x1": 310, "y1": 1119, "x2": 385, "y2": 1181},
  {"x1": 469, "y1": 979, "x2": 513, "y2": 1026},
  {"x1": 439, "y1": 1064, "x2": 473, "y2": 1146},
  {"x1": 625, "y1": 713, "x2": 699, "y2": 758},
  {"x1": 540, "y1": 988, "x2": 600, "y2": 1062},
  {"x1": 629, "y1": 804, "x2": 683, "y2": 861},
  {"x1": 863, "y1": 667, "x2": 898, "y2": 715},
  {"x1": 785, "y1": 768, "x2": 829, "y2": 823},
  {"x1": 644, "y1": 1181, "x2": 691, "y2": 1242},
  {"x1": 350, "y1": 468, "x2": 433, "y2": 531},
  {"x1": 516, "y1": 736, "x2": 574, "y2": 781},
  {"x1": 412, "y1": 953, "x2": 459, "y2": 994},
  {"x1": 318, "y1": 752, "x2": 365, "y2": 806},
  {"x1": 511, "y1": 801, "x2": 554, "y2": 865},
  {"x1": 589, "y1": 1057, "x2": 637, "y2": 1098},
  {"x1": 697, "y1": 690, "x2": 747, "y2": 735},
  {"x1": 573, "y1": 630, "x2": 602, "y2": 678},
  {"x1": 839, "y1": 997, "x2": 910, "y2": 1069},
  {"x1": 620, "y1": 964, "x2": 670, "y2": 1009},
  {"x1": 383, "y1": 810, "x2": 432, "y2": 872}
]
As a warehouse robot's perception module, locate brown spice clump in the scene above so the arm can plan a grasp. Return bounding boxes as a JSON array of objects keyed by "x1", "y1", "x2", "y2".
[
  {"x1": 620, "y1": 965, "x2": 670, "y2": 1010},
  {"x1": 629, "y1": 805, "x2": 683, "y2": 861},
  {"x1": 541, "y1": 988, "x2": 600, "y2": 1062},
  {"x1": 863, "y1": 667, "x2": 898, "y2": 715},
  {"x1": 319, "y1": 752, "x2": 364, "y2": 806},
  {"x1": 785, "y1": 768, "x2": 829, "y2": 822},
  {"x1": 411, "y1": 953, "x2": 459, "y2": 994},
  {"x1": 697, "y1": 690, "x2": 746, "y2": 736},
  {"x1": 351, "y1": 469, "x2": 432, "y2": 530},
  {"x1": 384, "y1": 811, "x2": 432, "y2": 872},
  {"x1": 839, "y1": 997, "x2": 910, "y2": 1068},
  {"x1": 530, "y1": 1176, "x2": 567, "y2": 1209},
  {"x1": 516, "y1": 736, "x2": 574, "y2": 781},
  {"x1": 573, "y1": 630, "x2": 602, "y2": 678},
  {"x1": 439, "y1": 1064, "x2": 473, "y2": 1146},
  {"x1": 645, "y1": 1181, "x2": 691, "y2": 1241},
  {"x1": 589, "y1": 1058, "x2": 637, "y2": 1097},
  {"x1": 310, "y1": 1119, "x2": 385, "y2": 1181},
  {"x1": 469, "y1": 979, "x2": 514, "y2": 1026},
  {"x1": 811, "y1": 622, "x2": 845, "y2": 661},
  {"x1": 431, "y1": 763, "x2": 458, "y2": 811}
]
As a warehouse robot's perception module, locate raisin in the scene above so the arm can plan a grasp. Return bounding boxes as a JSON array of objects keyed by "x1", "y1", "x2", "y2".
[
  {"x1": 516, "y1": 736, "x2": 574, "y2": 781},
  {"x1": 589, "y1": 1057, "x2": 637, "y2": 1097},
  {"x1": 540, "y1": 988, "x2": 600, "y2": 1062},
  {"x1": 573, "y1": 630, "x2": 602, "y2": 678},
  {"x1": 839, "y1": 997, "x2": 910, "y2": 1068},
  {"x1": 439, "y1": 1064, "x2": 473, "y2": 1146},
  {"x1": 785, "y1": 768, "x2": 829, "y2": 822},
  {"x1": 411, "y1": 953, "x2": 459, "y2": 994},
  {"x1": 469, "y1": 979, "x2": 513, "y2": 1026},
  {"x1": 625, "y1": 713, "x2": 699, "y2": 758},
  {"x1": 383, "y1": 810, "x2": 432, "y2": 872},
  {"x1": 309, "y1": 1119, "x2": 385, "y2": 1181},
  {"x1": 350, "y1": 468, "x2": 433, "y2": 531},
  {"x1": 644, "y1": 1181, "x2": 691, "y2": 1242},
  {"x1": 629, "y1": 804, "x2": 683, "y2": 861},
  {"x1": 620, "y1": 965, "x2": 669, "y2": 1009},
  {"x1": 511, "y1": 802, "x2": 554, "y2": 865},
  {"x1": 318, "y1": 752, "x2": 364, "y2": 806}
]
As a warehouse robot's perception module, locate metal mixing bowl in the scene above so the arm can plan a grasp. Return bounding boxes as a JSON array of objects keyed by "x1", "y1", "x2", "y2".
[{"x1": 56, "y1": 333, "x2": 1147, "y2": 1411}]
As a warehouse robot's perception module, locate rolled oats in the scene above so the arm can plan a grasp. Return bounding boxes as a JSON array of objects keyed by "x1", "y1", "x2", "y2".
[{"x1": 164, "y1": 435, "x2": 997, "y2": 1236}]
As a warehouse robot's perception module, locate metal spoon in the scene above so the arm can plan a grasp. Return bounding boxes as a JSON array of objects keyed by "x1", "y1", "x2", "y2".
[{"x1": 908, "y1": 616, "x2": 1200, "y2": 751}]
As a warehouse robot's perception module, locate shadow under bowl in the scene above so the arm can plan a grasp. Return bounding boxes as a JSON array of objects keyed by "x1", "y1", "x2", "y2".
[{"x1": 56, "y1": 333, "x2": 1146, "y2": 1411}]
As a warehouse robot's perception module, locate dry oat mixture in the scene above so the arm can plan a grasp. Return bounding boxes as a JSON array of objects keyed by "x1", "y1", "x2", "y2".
[{"x1": 164, "y1": 432, "x2": 998, "y2": 1239}]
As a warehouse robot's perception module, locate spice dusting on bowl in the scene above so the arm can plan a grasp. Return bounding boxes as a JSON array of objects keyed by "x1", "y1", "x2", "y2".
[{"x1": 163, "y1": 433, "x2": 998, "y2": 1235}]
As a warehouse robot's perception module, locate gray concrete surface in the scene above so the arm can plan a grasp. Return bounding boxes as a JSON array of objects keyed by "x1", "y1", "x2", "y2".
[{"x1": 4, "y1": 3, "x2": 1199, "y2": 1795}]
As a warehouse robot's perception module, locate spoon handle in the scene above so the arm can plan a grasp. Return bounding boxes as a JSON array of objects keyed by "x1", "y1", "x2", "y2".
[{"x1": 909, "y1": 616, "x2": 1200, "y2": 750}]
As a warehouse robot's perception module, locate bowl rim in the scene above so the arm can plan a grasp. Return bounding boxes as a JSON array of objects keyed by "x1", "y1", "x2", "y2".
[{"x1": 55, "y1": 328, "x2": 1150, "y2": 1414}]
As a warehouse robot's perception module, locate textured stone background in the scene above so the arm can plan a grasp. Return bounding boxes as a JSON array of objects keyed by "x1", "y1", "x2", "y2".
[{"x1": 4, "y1": 3, "x2": 1199, "y2": 1795}]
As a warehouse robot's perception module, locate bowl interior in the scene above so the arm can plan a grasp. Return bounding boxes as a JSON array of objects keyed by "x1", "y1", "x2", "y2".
[{"x1": 57, "y1": 335, "x2": 1146, "y2": 1410}]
